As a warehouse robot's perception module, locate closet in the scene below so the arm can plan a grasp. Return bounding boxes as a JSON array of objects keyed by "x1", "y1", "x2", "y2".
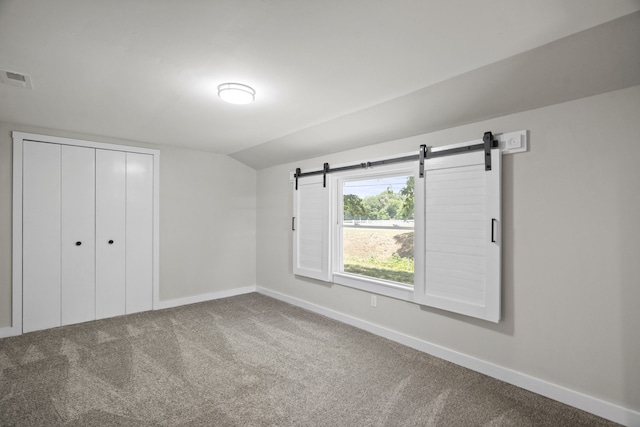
[{"x1": 14, "y1": 133, "x2": 159, "y2": 333}]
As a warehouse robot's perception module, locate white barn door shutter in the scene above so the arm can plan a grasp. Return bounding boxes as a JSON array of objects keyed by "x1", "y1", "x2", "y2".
[
  {"x1": 292, "y1": 175, "x2": 332, "y2": 282},
  {"x1": 414, "y1": 148, "x2": 501, "y2": 322}
]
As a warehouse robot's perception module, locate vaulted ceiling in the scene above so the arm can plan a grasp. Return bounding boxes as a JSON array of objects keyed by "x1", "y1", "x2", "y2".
[{"x1": 1, "y1": 1, "x2": 639, "y2": 169}]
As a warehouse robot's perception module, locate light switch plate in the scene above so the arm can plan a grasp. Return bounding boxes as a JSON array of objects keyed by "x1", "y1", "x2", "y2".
[{"x1": 497, "y1": 130, "x2": 528, "y2": 154}]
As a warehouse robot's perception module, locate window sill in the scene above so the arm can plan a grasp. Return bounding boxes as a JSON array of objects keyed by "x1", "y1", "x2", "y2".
[{"x1": 332, "y1": 272, "x2": 415, "y2": 302}]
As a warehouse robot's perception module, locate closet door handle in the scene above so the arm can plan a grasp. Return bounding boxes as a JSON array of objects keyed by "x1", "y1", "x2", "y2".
[
  {"x1": 108, "y1": 240, "x2": 114, "y2": 244},
  {"x1": 75, "y1": 241, "x2": 82, "y2": 246}
]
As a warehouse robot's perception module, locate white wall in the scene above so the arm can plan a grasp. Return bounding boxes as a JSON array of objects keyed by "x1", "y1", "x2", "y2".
[
  {"x1": 158, "y1": 145, "x2": 256, "y2": 301},
  {"x1": 0, "y1": 122, "x2": 257, "y2": 327},
  {"x1": 255, "y1": 86, "x2": 640, "y2": 413}
]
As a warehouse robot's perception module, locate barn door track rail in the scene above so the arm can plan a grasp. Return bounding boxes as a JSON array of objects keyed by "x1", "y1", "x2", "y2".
[{"x1": 294, "y1": 131, "x2": 498, "y2": 189}]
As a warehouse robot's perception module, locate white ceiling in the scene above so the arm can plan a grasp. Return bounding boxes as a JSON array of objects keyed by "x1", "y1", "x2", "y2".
[{"x1": 1, "y1": 1, "x2": 639, "y2": 169}]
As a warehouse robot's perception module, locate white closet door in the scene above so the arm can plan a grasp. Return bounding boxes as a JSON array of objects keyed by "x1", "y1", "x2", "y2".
[
  {"x1": 22, "y1": 141, "x2": 62, "y2": 333},
  {"x1": 61, "y1": 145, "x2": 96, "y2": 326},
  {"x1": 125, "y1": 153, "x2": 154, "y2": 313},
  {"x1": 96, "y1": 150, "x2": 126, "y2": 319}
]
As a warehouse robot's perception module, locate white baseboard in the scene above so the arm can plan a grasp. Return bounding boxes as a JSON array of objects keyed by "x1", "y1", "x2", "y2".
[
  {"x1": 154, "y1": 285, "x2": 256, "y2": 310},
  {"x1": 1, "y1": 286, "x2": 257, "y2": 339},
  {"x1": 256, "y1": 286, "x2": 640, "y2": 427},
  {"x1": 0, "y1": 325, "x2": 21, "y2": 339}
]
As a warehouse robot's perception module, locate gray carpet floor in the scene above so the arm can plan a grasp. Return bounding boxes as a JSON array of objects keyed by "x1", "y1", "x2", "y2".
[{"x1": 0, "y1": 293, "x2": 619, "y2": 426}]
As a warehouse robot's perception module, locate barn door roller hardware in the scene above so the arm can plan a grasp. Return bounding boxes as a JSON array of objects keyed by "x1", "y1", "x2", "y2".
[
  {"x1": 419, "y1": 131, "x2": 497, "y2": 174},
  {"x1": 323, "y1": 163, "x2": 329, "y2": 187},
  {"x1": 418, "y1": 144, "x2": 427, "y2": 178},
  {"x1": 483, "y1": 131, "x2": 494, "y2": 171}
]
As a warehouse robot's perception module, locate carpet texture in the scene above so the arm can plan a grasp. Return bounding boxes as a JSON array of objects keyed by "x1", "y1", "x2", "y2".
[{"x1": 0, "y1": 293, "x2": 619, "y2": 426}]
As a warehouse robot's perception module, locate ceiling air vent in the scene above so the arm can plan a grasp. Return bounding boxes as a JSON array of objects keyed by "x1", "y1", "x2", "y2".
[{"x1": 0, "y1": 70, "x2": 33, "y2": 89}]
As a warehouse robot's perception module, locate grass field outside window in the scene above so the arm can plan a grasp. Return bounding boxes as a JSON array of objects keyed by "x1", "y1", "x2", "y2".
[{"x1": 342, "y1": 225, "x2": 414, "y2": 285}]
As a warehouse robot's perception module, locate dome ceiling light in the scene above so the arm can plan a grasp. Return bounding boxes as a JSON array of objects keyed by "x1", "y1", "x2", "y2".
[{"x1": 217, "y1": 82, "x2": 255, "y2": 105}]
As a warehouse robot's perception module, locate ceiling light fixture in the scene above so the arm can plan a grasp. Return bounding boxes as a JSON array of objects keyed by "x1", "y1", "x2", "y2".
[{"x1": 217, "y1": 82, "x2": 255, "y2": 105}]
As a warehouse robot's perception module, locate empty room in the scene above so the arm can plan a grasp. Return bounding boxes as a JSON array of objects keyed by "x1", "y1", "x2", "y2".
[{"x1": 1, "y1": 1, "x2": 639, "y2": 426}]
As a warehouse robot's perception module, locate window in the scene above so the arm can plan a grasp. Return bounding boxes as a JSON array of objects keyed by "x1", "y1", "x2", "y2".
[
  {"x1": 338, "y1": 170, "x2": 415, "y2": 287},
  {"x1": 292, "y1": 138, "x2": 502, "y2": 322}
]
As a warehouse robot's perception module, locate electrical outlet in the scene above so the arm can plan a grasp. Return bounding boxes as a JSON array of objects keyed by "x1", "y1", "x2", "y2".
[{"x1": 370, "y1": 295, "x2": 377, "y2": 307}]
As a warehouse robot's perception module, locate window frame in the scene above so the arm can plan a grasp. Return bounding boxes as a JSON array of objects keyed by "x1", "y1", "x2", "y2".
[{"x1": 331, "y1": 162, "x2": 419, "y2": 302}]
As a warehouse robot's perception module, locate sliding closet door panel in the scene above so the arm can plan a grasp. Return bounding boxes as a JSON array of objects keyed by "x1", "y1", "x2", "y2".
[
  {"x1": 126, "y1": 153, "x2": 154, "y2": 313},
  {"x1": 96, "y1": 150, "x2": 126, "y2": 319},
  {"x1": 22, "y1": 141, "x2": 62, "y2": 333},
  {"x1": 61, "y1": 145, "x2": 96, "y2": 326}
]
